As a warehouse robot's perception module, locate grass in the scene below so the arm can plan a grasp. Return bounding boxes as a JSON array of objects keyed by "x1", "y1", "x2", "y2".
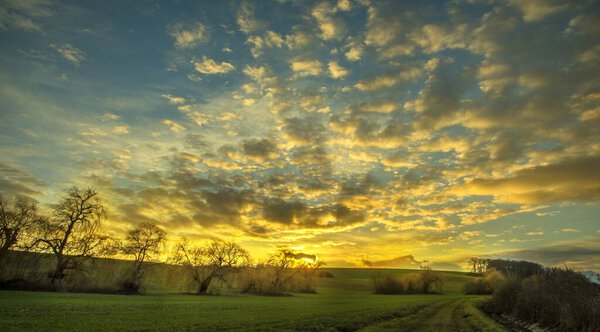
[{"x1": 0, "y1": 268, "x2": 505, "y2": 331}]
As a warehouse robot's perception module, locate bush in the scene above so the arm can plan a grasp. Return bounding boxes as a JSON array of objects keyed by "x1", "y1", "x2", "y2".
[
  {"x1": 373, "y1": 274, "x2": 404, "y2": 294},
  {"x1": 373, "y1": 270, "x2": 444, "y2": 294},
  {"x1": 464, "y1": 278, "x2": 492, "y2": 295},
  {"x1": 464, "y1": 269, "x2": 504, "y2": 295},
  {"x1": 238, "y1": 249, "x2": 323, "y2": 296}
]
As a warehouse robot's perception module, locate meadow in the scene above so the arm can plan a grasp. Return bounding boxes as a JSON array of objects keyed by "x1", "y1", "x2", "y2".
[{"x1": 0, "y1": 268, "x2": 506, "y2": 331}]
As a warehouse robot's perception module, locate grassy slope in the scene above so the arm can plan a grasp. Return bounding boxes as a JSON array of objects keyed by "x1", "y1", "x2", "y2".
[{"x1": 0, "y1": 268, "x2": 504, "y2": 331}]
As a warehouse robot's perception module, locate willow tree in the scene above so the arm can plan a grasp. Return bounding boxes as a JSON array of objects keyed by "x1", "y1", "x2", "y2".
[
  {"x1": 0, "y1": 195, "x2": 40, "y2": 268},
  {"x1": 33, "y1": 187, "x2": 111, "y2": 289},
  {"x1": 172, "y1": 240, "x2": 249, "y2": 294},
  {"x1": 121, "y1": 222, "x2": 166, "y2": 292}
]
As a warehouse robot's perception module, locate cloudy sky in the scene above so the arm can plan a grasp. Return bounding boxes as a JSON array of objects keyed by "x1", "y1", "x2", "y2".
[{"x1": 1, "y1": 0, "x2": 599, "y2": 271}]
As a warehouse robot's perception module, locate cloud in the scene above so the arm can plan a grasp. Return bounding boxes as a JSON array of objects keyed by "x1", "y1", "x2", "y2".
[
  {"x1": 449, "y1": 155, "x2": 600, "y2": 204},
  {"x1": 162, "y1": 119, "x2": 186, "y2": 132},
  {"x1": 243, "y1": 65, "x2": 276, "y2": 87},
  {"x1": 0, "y1": 162, "x2": 45, "y2": 199},
  {"x1": 345, "y1": 44, "x2": 363, "y2": 61},
  {"x1": 0, "y1": 0, "x2": 53, "y2": 33},
  {"x1": 264, "y1": 30, "x2": 284, "y2": 47},
  {"x1": 100, "y1": 113, "x2": 120, "y2": 121},
  {"x1": 241, "y1": 138, "x2": 278, "y2": 162},
  {"x1": 311, "y1": 2, "x2": 345, "y2": 41},
  {"x1": 236, "y1": 2, "x2": 261, "y2": 34},
  {"x1": 49, "y1": 43, "x2": 86, "y2": 66},
  {"x1": 491, "y1": 242, "x2": 600, "y2": 271},
  {"x1": 365, "y1": 4, "x2": 402, "y2": 47},
  {"x1": 242, "y1": 98, "x2": 255, "y2": 107},
  {"x1": 194, "y1": 56, "x2": 235, "y2": 74},
  {"x1": 282, "y1": 116, "x2": 326, "y2": 146},
  {"x1": 262, "y1": 198, "x2": 365, "y2": 229},
  {"x1": 169, "y1": 22, "x2": 207, "y2": 48},
  {"x1": 113, "y1": 126, "x2": 129, "y2": 135},
  {"x1": 328, "y1": 61, "x2": 349, "y2": 79},
  {"x1": 161, "y1": 94, "x2": 186, "y2": 105},
  {"x1": 290, "y1": 59, "x2": 323, "y2": 77},
  {"x1": 246, "y1": 35, "x2": 264, "y2": 58},
  {"x1": 285, "y1": 29, "x2": 311, "y2": 50},
  {"x1": 509, "y1": 0, "x2": 569, "y2": 22},
  {"x1": 354, "y1": 67, "x2": 423, "y2": 91},
  {"x1": 362, "y1": 254, "x2": 421, "y2": 268},
  {"x1": 350, "y1": 101, "x2": 398, "y2": 113},
  {"x1": 330, "y1": 116, "x2": 410, "y2": 148}
]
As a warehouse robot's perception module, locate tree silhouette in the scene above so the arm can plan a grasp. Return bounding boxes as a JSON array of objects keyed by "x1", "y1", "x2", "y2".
[
  {"x1": 268, "y1": 249, "x2": 299, "y2": 294},
  {"x1": 32, "y1": 186, "x2": 111, "y2": 289},
  {"x1": 121, "y1": 221, "x2": 166, "y2": 293},
  {"x1": 172, "y1": 240, "x2": 249, "y2": 294},
  {"x1": 0, "y1": 195, "x2": 40, "y2": 269}
]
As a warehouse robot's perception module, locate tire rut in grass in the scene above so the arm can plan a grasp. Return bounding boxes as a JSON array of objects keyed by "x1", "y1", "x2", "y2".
[{"x1": 358, "y1": 298, "x2": 507, "y2": 332}]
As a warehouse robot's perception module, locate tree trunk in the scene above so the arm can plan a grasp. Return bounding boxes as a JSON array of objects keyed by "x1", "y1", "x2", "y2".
[
  {"x1": 198, "y1": 275, "x2": 213, "y2": 294},
  {"x1": 0, "y1": 235, "x2": 15, "y2": 270},
  {"x1": 51, "y1": 255, "x2": 66, "y2": 291}
]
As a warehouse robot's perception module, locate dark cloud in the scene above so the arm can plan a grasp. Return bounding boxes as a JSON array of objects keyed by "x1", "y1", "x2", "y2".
[
  {"x1": 330, "y1": 115, "x2": 411, "y2": 148},
  {"x1": 263, "y1": 198, "x2": 307, "y2": 224},
  {"x1": 261, "y1": 197, "x2": 364, "y2": 229},
  {"x1": 191, "y1": 188, "x2": 256, "y2": 226},
  {"x1": 241, "y1": 138, "x2": 278, "y2": 162},
  {"x1": 282, "y1": 116, "x2": 326, "y2": 145},
  {"x1": 293, "y1": 252, "x2": 317, "y2": 261},
  {"x1": 412, "y1": 61, "x2": 472, "y2": 131}
]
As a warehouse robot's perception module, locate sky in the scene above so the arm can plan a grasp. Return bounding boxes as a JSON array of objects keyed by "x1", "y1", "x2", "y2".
[{"x1": 1, "y1": 0, "x2": 599, "y2": 271}]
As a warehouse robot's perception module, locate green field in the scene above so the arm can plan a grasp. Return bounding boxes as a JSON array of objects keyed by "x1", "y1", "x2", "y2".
[{"x1": 0, "y1": 268, "x2": 506, "y2": 331}]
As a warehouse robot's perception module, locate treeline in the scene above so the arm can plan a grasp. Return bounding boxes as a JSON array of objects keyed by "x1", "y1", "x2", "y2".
[
  {"x1": 0, "y1": 187, "x2": 323, "y2": 295},
  {"x1": 467, "y1": 257, "x2": 544, "y2": 277},
  {"x1": 465, "y1": 257, "x2": 600, "y2": 331}
]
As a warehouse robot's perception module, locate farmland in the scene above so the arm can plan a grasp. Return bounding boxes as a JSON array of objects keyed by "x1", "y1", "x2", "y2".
[{"x1": 0, "y1": 268, "x2": 505, "y2": 331}]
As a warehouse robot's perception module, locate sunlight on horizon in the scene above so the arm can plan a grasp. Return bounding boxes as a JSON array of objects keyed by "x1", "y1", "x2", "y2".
[{"x1": 0, "y1": 0, "x2": 599, "y2": 272}]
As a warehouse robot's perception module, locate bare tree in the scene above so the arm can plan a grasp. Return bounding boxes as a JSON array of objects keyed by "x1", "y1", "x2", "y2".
[
  {"x1": 121, "y1": 222, "x2": 166, "y2": 292},
  {"x1": 418, "y1": 266, "x2": 445, "y2": 293},
  {"x1": 268, "y1": 248, "x2": 299, "y2": 294},
  {"x1": 0, "y1": 195, "x2": 40, "y2": 268},
  {"x1": 32, "y1": 187, "x2": 110, "y2": 289},
  {"x1": 172, "y1": 240, "x2": 249, "y2": 294}
]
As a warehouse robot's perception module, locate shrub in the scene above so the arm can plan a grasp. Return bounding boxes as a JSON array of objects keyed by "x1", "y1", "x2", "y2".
[
  {"x1": 238, "y1": 249, "x2": 323, "y2": 296},
  {"x1": 373, "y1": 270, "x2": 445, "y2": 294},
  {"x1": 373, "y1": 273, "x2": 404, "y2": 294},
  {"x1": 464, "y1": 268, "x2": 504, "y2": 295},
  {"x1": 464, "y1": 278, "x2": 492, "y2": 295}
]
